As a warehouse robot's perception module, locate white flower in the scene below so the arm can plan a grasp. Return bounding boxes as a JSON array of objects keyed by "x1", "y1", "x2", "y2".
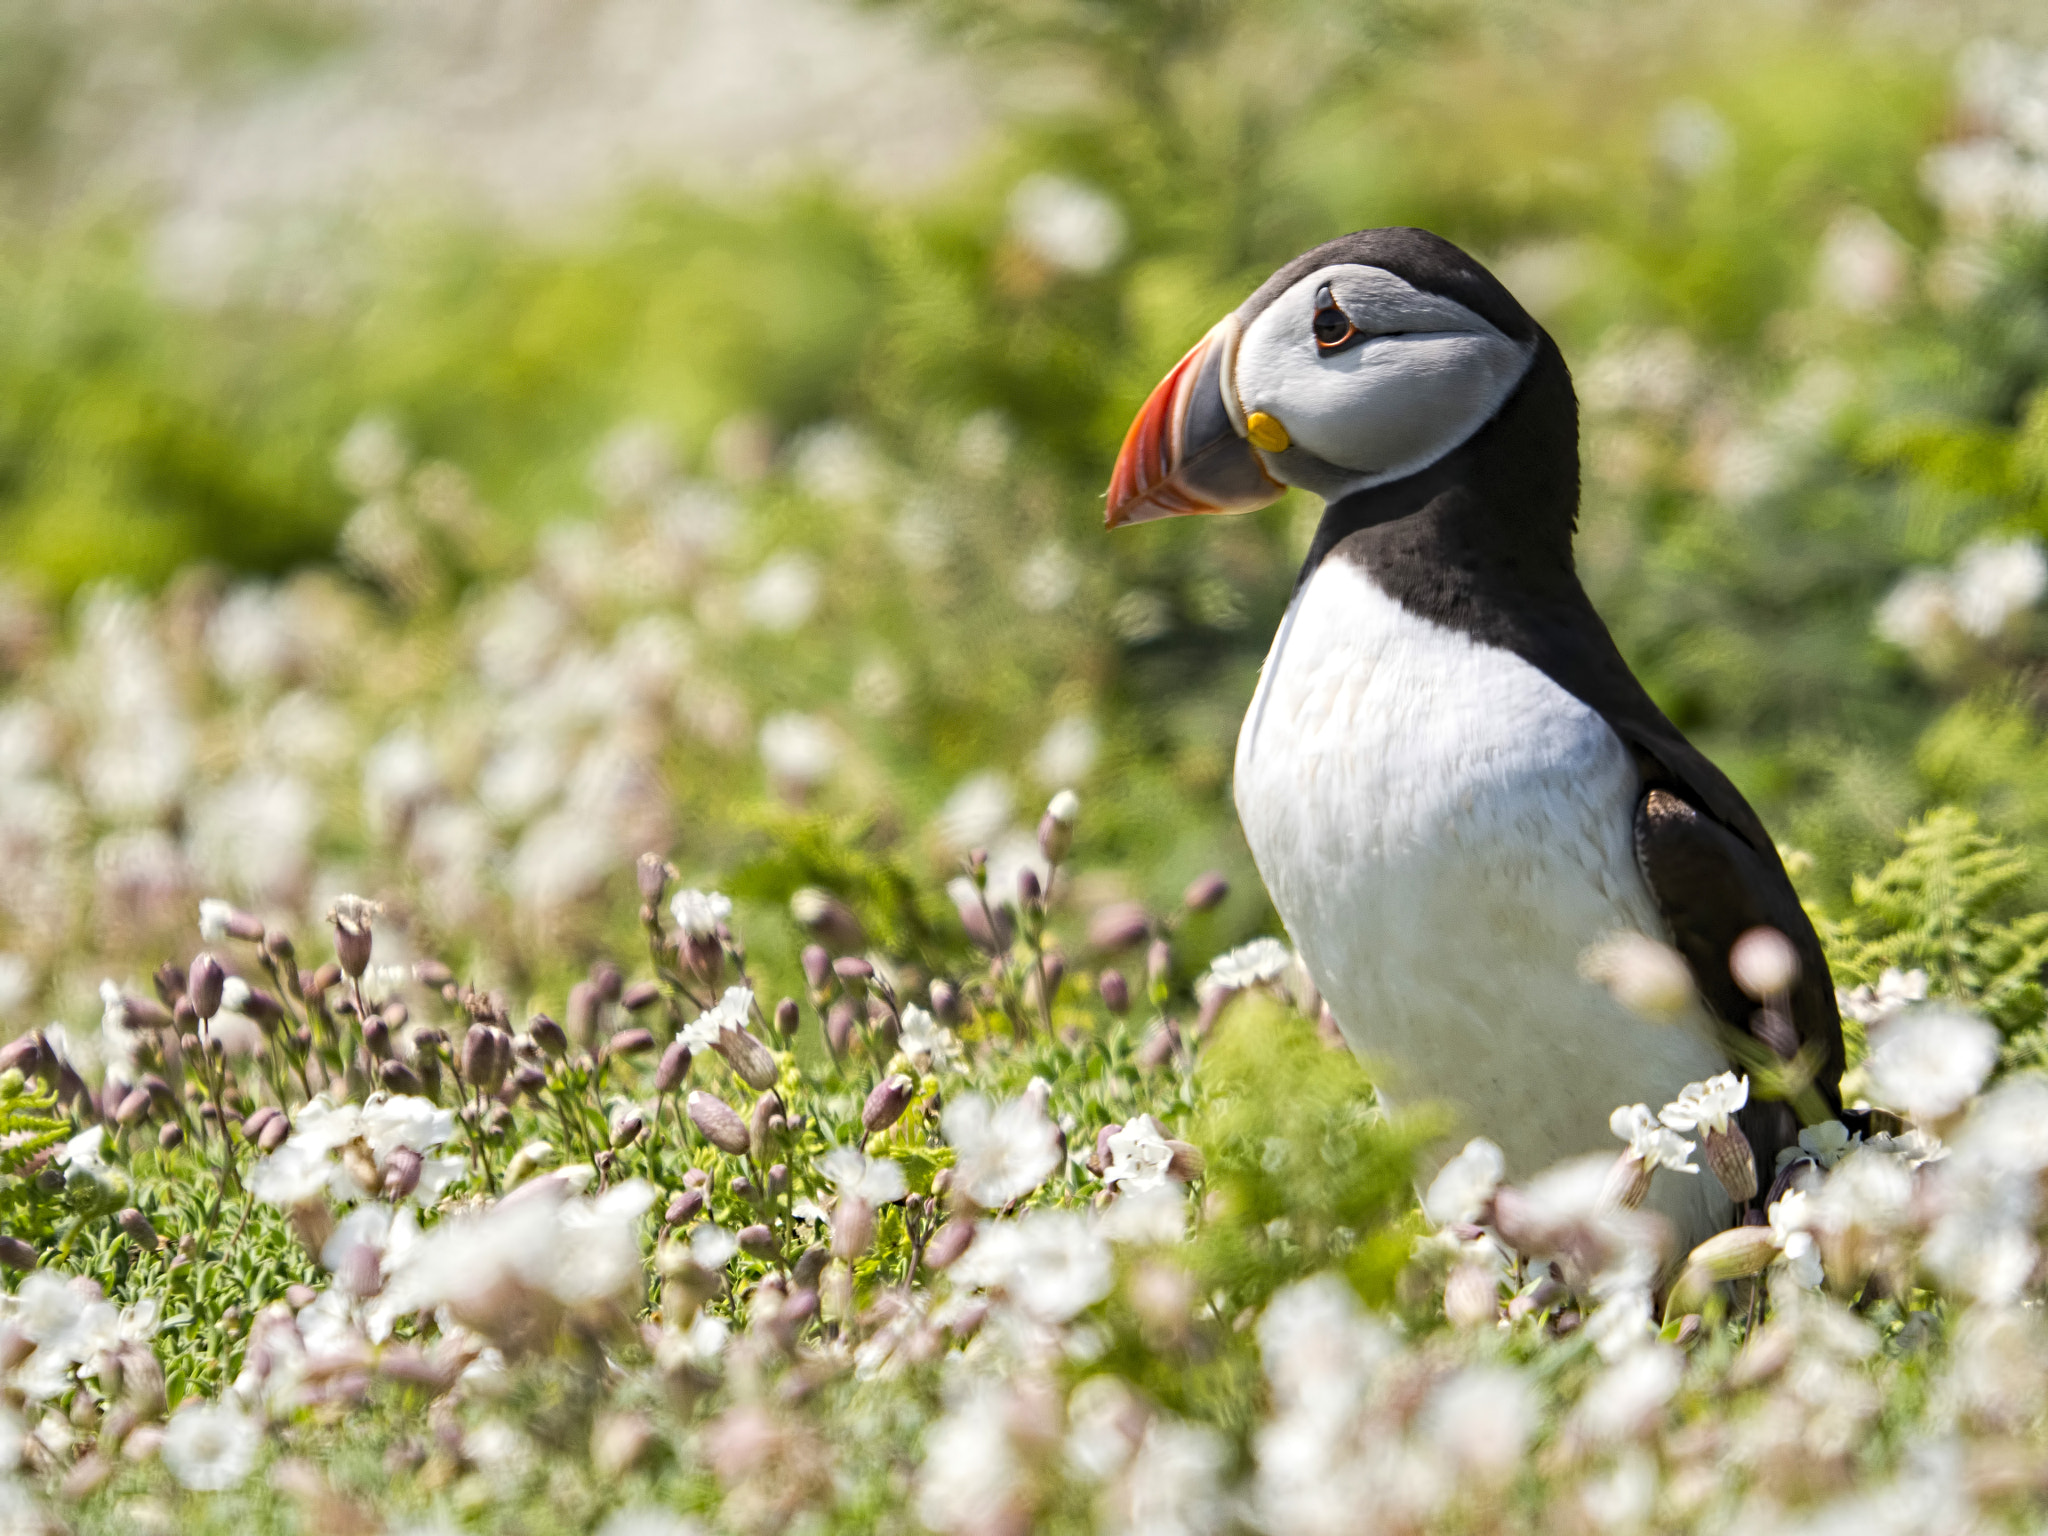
[
  {"x1": 1776, "y1": 1118, "x2": 1858, "y2": 1171},
  {"x1": 669, "y1": 888, "x2": 732, "y2": 939},
  {"x1": 1875, "y1": 569, "x2": 1956, "y2": 658},
  {"x1": 679, "y1": 986, "x2": 753, "y2": 1051},
  {"x1": 1009, "y1": 174, "x2": 1126, "y2": 274},
  {"x1": 1102, "y1": 1114, "x2": 1176, "y2": 1193},
  {"x1": 942, "y1": 1092, "x2": 1063, "y2": 1208},
  {"x1": 1837, "y1": 966, "x2": 1928, "y2": 1027},
  {"x1": 162, "y1": 1400, "x2": 262, "y2": 1491},
  {"x1": 596, "y1": 1508, "x2": 707, "y2": 1536},
  {"x1": 936, "y1": 773, "x2": 1014, "y2": 851},
  {"x1": 358, "y1": 1093, "x2": 455, "y2": 1159},
  {"x1": 1045, "y1": 788, "x2": 1080, "y2": 826},
  {"x1": 1422, "y1": 1138, "x2": 1504, "y2": 1227},
  {"x1": 917, "y1": 1379, "x2": 1030, "y2": 1536},
  {"x1": 896, "y1": 1004, "x2": 960, "y2": 1072},
  {"x1": 1573, "y1": 1345, "x2": 1683, "y2": 1442},
  {"x1": 1579, "y1": 932, "x2": 1695, "y2": 1020},
  {"x1": 821, "y1": 1148, "x2": 908, "y2": 1207},
  {"x1": 950, "y1": 1209, "x2": 1112, "y2": 1321},
  {"x1": 1767, "y1": 1191, "x2": 1825, "y2": 1290},
  {"x1": 1814, "y1": 207, "x2": 1909, "y2": 316},
  {"x1": 198, "y1": 898, "x2": 238, "y2": 943},
  {"x1": 1864, "y1": 1006, "x2": 1999, "y2": 1122},
  {"x1": 1951, "y1": 535, "x2": 2048, "y2": 637},
  {"x1": 1656, "y1": 1072, "x2": 1748, "y2": 1135},
  {"x1": 1111, "y1": 1416, "x2": 1229, "y2": 1536},
  {"x1": 689, "y1": 1224, "x2": 739, "y2": 1269},
  {"x1": 758, "y1": 713, "x2": 839, "y2": 789},
  {"x1": 57, "y1": 1126, "x2": 107, "y2": 1175},
  {"x1": 743, "y1": 554, "x2": 822, "y2": 633},
  {"x1": 1032, "y1": 717, "x2": 1099, "y2": 785},
  {"x1": 1201, "y1": 938, "x2": 1293, "y2": 992},
  {"x1": 1608, "y1": 1104, "x2": 1697, "y2": 1172},
  {"x1": 1424, "y1": 1365, "x2": 1537, "y2": 1481}
]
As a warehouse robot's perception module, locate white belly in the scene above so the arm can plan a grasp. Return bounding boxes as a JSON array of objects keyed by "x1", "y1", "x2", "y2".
[{"x1": 1234, "y1": 558, "x2": 1730, "y2": 1243}]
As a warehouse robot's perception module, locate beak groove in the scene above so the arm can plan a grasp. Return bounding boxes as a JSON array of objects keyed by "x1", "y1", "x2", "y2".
[{"x1": 1105, "y1": 315, "x2": 1283, "y2": 529}]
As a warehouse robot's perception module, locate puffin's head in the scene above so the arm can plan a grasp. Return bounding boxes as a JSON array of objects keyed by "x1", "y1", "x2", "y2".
[{"x1": 1105, "y1": 228, "x2": 1544, "y2": 527}]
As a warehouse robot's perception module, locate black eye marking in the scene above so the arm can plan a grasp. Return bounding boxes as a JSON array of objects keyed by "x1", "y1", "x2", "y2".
[{"x1": 1312, "y1": 282, "x2": 1361, "y2": 354}]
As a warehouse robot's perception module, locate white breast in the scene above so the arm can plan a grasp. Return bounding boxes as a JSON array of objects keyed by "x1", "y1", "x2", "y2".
[{"x1": 1234, "y1": 558, "x2": 1730, "y2": 1243}]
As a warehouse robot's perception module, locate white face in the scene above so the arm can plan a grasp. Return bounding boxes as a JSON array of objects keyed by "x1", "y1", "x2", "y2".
[{"x1": 1234, "y1": 264, "x2": 1536, "y2": 500}]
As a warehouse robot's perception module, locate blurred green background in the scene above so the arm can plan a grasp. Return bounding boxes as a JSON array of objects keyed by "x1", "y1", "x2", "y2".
[{"x1": 3, "y1": 0, "x2": 2048, "y2": 1025}]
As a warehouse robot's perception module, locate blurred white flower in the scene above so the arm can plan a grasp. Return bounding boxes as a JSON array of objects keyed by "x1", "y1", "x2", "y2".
[
  {"x1": 952, "y1": 1209, "x2": 1112, "y2": 1321},
  {"x1": 1109, "y1": 1415, "x2": 1229, "y2": 1536},
  {"x1": 690, "y1": 1224, "x2": 739, "y2": 1269},
  {"x1": 472, "y1": 582, "x2": 568, "y2": 694},
  {"x1": 1865, "y1": 1006, "x2": 1999, "y2": 1122},
  {"x1": 1578, "y1": 329, "x2": 1699, "y2": 418},
  {"x1": 1202, "y1": 938, "x2": 1292, "y2": 992},
  {"x1": 669, "y1": 888, "x2": 732, "y2": 939},
  {"x1": 956, "y1": 411, "x2": 1013, "y2": 476},
  {"x1": 916, "y1": 1379, "x2": 1031, "y2": 1536},
  {"x1": 897, "y1": 1003, "x2": 960, "y2": 1072},
  {"x1": 822, "y1": 1148, "x2": 907, "y2": 1206},
  {"x1": 162, "y1": 1400, "x2": 261, "y2": 1491},
  {"x1": 334, "y1": 415, "x2": 410, "y2": 498},
  {"x1": 1032, "y1": 716, "x2": 1100, "y2": 785},
  {"x1": 937, "y1": 772, "x2": 1014, "y2": 851},
  {"x1": 1573, "y1": 1344, "x2": 1682, "y2": 1442},
  {"x1": 588, "y1": 421, "x2": 676, "y2": 509},
  {"x1": 1423, "y1": 1138, "x2": 1505, "y2": 1227},
  {"x1": 1778, "y1": 1118, "x2": 1857, "y2": 1171},
  {"x1": 206, "y1": 585, "x2": 300, "y2": 693},
  {"x1": 1424, "y1": 1364, "x2": 1537, "y2": 1482},
  {"x1": 1102, "y1": 1114, "x2": 1176, "y2": 1194},
  {"x1": 852, "y1": 656, "x2": 907, "y2": 717},
  {"x1": 758, "y1": 713, "x2": 839, "y2": 790},
  {"x1": 1837, "y1": 966, "x2": 1928, "y2": 1028},
  {"x1": 596, "y1": 1509, "x2": 707, "y2": 1536},
  {"x1": 1656, "y1": 1073, "x2": 1748, "y2": 1136},
  {"x1": 1874, "y1": 568, "x2": 1956, "y2": 658},
  {"x1": 362, "y1": 728, "x2": 442, "y2": 841},
  {"x1": 1950, "y1": 535, "x2": 2047, "y2": 637},
  {"x1": 0, "y1": 955, "x2": 30, "y2": 1021},
  {"x1": 189, "y1": 769, "x2": 317, "y2": 902},
  {"x1": 1653, "y1": 98, "x2": 1732, "y2": 179},
  {"x1": 1009, "y1": 173, "x2": 1126, "y2": 274},
  {"x1": 942, "y1": 1091, "x2": 1063, "y2": 1208},
  {"x1": 1814, "y1": 208, "x2": 1909, "y2": 316},
  {"x1": 743, "y1": 554, "x2": 822, "y2": 633},
  {"x1": 1015, "y1": 541, "x2": 1080, "y2": 612},
  {"x1": 1578, "y1": 932, "x2": 1694, "y2": 1020},
  {"x1": 792, "y1": 422, "x2": 883, "y2": 504}
]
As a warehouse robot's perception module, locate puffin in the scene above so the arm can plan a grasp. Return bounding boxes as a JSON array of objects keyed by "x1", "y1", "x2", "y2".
[{"x1": 1104, "y1": 226, "x2": 1843, "y2": 1249}]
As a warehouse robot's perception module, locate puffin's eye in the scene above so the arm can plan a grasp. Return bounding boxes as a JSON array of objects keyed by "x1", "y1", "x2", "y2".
[{"x1": 1311, "y1": 284, "x2": 1359, "y2": 353}]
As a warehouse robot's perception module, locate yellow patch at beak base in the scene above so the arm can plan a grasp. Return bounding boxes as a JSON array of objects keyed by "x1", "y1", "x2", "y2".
[{"x1": 1245, "y1": 412, "x2": 1290, "y2": 453}]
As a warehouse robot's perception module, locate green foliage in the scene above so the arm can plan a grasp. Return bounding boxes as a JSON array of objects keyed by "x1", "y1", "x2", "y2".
[
  {"x1": 1834, "y1": 806, "x2": 2048, "y2": 1037},
  {"x1": 0, "y1": 1074, "x2": 71, "y2": 1242}
]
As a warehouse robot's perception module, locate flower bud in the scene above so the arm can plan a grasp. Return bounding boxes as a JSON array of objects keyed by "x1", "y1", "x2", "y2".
[
  {"x1": 655, "y1": 1040, "x2": 692, "y2": 1094},
  {"x1": 1443, "y1": 1263, "x2": 1499, "y2": 1328},
  {"x1": 591, "y1": 961, "x2": 624, "y2": 1005},
  {"x1": 263, "y1": 930, "x2": 297, "y2": 968},
  {"x1": 308, "y1": 962, "x2": 341, "y2": 996},
  {"x1": 382, "y1": 1146, "x2": 424, "y2": 1201},
  {"x1": 1704, "y1": 1123, "x2": 1759, "y2": 1203},
  {"x1": 715, "y1": 1028, "x2": 779, "y2": 1093},
  {"x1": 924, "y1": 1218, "x2": 975, "y2": 1271},
  {"x1": 326, "y1": 896, "x2": 380, "y2": 980},
  {"x1": 832, "y1": 1197, "x2": 876, "y2": 1259},
  {"x1": 362, "y1": 1015, "x2": 391, "y2": 1059},
  {"x1": 116, "y1": 1209, "x2": 158, "y2": 1250},
  {"x1": 1183, "y1": 872, "x2": 1229, "y2": 912},
  {"x1": 833, "y1": 956, "x2": 874, "y2": 986},
  {"x1": 750, "y1": 1091, "x2": 784, "y2": 1164},
  {"x1": 1098, "y1": 969, "x2": 1130, "y2": 1015},
  {"x1": 664, "y1": 1188, "x2": 705, "y2": 1226},
  {"x1": 637, "y1": 853, "x2": 674, "y2": 905},
  {"x1": 258, "y1": 1116, "x2": 290, "y2": 1152},
  {"x1": 0, "y1": 1236, "x2": 34, "y2": 1271},
  {"x1": 767, "y1": 1163, "x2": 790, "y2": 1197},
  {"x1": 929, "y1": 980, "x2": 959, "y2": 1024},
  {"x1": 528, "y1": 1014, "x2": 567, "y2": 1058},
  {"x1": 567, "y1": 981, "x2": 600, "y2": 1050},
  {"x1": 825, "y1": 1000, "x2": 856, "y2": 1057},
  {"x1": 791, "y1": 888, "x2": 866, "y2": 953},
  {"x1": 687, "y1": 1091, "x2": 751, "y2": 1154},
  {"x1": 1147, "y1": 939, "x2": 1173, "y2": 991},
  {"x1": 1686, "y1": 1224, "x2": 1781, "y2": 1282},
  {"x1": 801, "y1": 944, "x2": 832, "y2": 992},
  {"x1": 611, "y1": 1115, "x2": 644, "y2": 1149},
  {"x1": 863, "y1": 1074, "x2": 915, "y2": 1136},
  {"x1": 0, "y1": 1037, "x2": 42, "y2": 1077},
  {"x1": 1038, "y1": 789, "x2": 1080, "y2": 865},
  {"x1": 186, "y1": 954, "x2": 226, "y2": 1022},
  {"x1": 1599, "y1": 1150, "x2": 1655, "y2": 1212},
  {"x1": 738, "y1": 1224, "x2": 777, "y2": 1260},
  {"x1": 238, "y1": 988, "x2": 284, "y2": 1027},
  {"x1": 381, "y1": 1060, "x2": 424, "y2": 1097},
  {"x1": 1730, "y1": 927, "x2": 1800, "y2": 1001},
  {"x1": 620, "y1": 981, "x2": 662, "y2": 1013},
  {"x1": 773, "y1": 998, "x2": 800, "y2": 1039},
  {"x1": 462, "y1": 1025, "x2": 508, "y2": 1096},
  {"x1": 1165, "y1": 1140, "x2": 1205, "y2": 1182},
  {"x1": 1016, "y1": 867, "x2": 1042, "y2": 910},
  {"x1": 115, "y1": 1089, "x2": 152, "y2": 1126},
  {"x1": 158, "y1": 1124, "x2": 183, "y2": 1151},
  {"x1": 608, "y1": 1027, "x2": 656, "y2": 1060}
]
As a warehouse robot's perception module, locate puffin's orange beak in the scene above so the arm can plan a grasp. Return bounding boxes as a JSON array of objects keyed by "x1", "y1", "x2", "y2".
[{"x1": 1105, "y1": 315, "x2": 1285, "y2": 528}]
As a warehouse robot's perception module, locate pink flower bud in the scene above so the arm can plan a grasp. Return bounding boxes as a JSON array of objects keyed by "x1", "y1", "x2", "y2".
[
  {"x1": 688, "y1": 1091, "x2": 752, "y2": 1154},
  {"x1": 924, "y1": 1218, "x2": 975, "y2": 1271},
  {"x1": 714, "y1": 1028, "x2": 779, "y2": 1093},
  {"x1": 382, "y1": 1146, "x2": 424, "y2": 1200},
  {"x1": 1182, "y1": 872, "x2": 1229, "y2": 912},
  {"x1": 620, "y1": 982, "x2": 661, "y2": 1013},
  {"x1": 380, "y1": 1060, "x2": 424, "y2": 1097},
  {"x1": 929, "y1": 980, "x2": 959, "y2": 1023},
  {"x1": 1730, "y1": 927, "x2": 1800, "y2": 1000},
  {"x1": 591, "y1": 961, "x2": 623, "y2": 1005},
  {"x1": 862, "y1": 1074, "x2": 915, "y2": 1136},
  {"x1": 1705, "y1": 1124, "x2": 1759, "y2": 1203},
  {"x1": 116, "y1": 1209, "x2": 158, "y2": 1250},
  {"x1": 637, "y1": 853, "x2": 674, "y2": 904},
  {"x1": 158, "y1": 1124, "x2": 183, "y2": 1151},
  {"x1": 608, "y1": 1027, "x2": 656, "y2": 1059},
  {"x1": 186, "y1": 954, "x2": 226, "y2": 1022},
  {"x1": 326, "y1": 896, "x2": 379, "y2": 980},
  {"x1": 737, "y1": 1224, "x2": 777, "y2": 1260},
  {"x1": 832, "y1": 1198, "x2": 876, "y2": 1259},
  {"x1": 802, "y1": 944, "x2": 832, "y2": 991},
  {"x1": 655, "y1": 1040, "x2": 691, "y2": 1094},
  {"x1": 258, "y1": 1116, "x2": 290, "y2": 1152},
  {"x1": 0, "y1": 1237, "x2": 34, "y2": 1271},
  {"x1": 664, "y1": 1189, "x2": 705, "y2": 1226},
  {"x1": 773, "y1": 998, "x2": 800, "y2": 1038},
  {"x1": 529, "y1": 1014, "x2": 567, "y2": 1058},
  {"x1": 1098, "y1": 969, "x2": 1130, "y2": 1014}
]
